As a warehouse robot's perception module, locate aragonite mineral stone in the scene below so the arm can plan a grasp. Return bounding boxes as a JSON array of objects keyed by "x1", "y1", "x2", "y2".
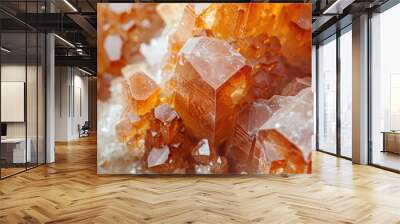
[
  {"x1": 255, "y1": 88, "x2": 313, "y2": 173},
  {"x1": 226, "y1": 99, "x2": 273, "y2": 173},
  {"x1": 98, "y1": 3, "x2": 312, "y2": 175},
  {"x1": 122, "y1": 71, "x2": 160, "y2": 116},
  {"x1": 174, "y1": 36, "x2": 251, "y2": 152}
]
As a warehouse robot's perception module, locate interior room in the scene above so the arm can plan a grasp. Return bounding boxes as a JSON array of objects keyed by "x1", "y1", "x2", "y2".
[
  {"x1": 0, "y1": 0, "x2": 400, "y2": 223},
  {"x1": 0, "y1": 18, "x2": 46, "y2": 178}
]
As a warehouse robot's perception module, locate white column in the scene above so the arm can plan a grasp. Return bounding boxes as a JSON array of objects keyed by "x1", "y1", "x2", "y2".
[
  {"x1": 352, "y1": 14, "x2": 369, "y2": 164},
  {"x1": 46, "y1": 32, "x2": 55, "y2": 163}
]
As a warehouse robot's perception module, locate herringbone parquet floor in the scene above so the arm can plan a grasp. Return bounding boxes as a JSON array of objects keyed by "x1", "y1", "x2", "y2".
[{"x1": 1, "y1": 135, "x2": 400, "y2": 224}]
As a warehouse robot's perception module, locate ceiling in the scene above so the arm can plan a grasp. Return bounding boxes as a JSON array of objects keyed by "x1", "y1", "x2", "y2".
[{"x1": 0, "y1": 0, "x2": 394, "y2": 74}]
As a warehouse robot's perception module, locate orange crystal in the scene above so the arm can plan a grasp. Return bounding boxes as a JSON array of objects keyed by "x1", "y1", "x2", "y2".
[
  {"x1": 142, "y1": 104, "x2": 189, "y2": 173},
  {"x1": 253, "y1": 88, "x2": 313, "y2": 173},
  {"x1": 145, "y1": 105, "x2": 184, "y2": 150},
  {"x1": 115, "y1": 113, "x2": 150, "y2": 149},
  {"x1": 255, "y1": 129, "x2": 306, "y2": 174},
  {"x1": 174, "y1": 37, "x2": 251, "y2": 152},
  {"x1": 163, "y1": 5, "x2": 196, "y2": 76},
  {"x1": 97, "y1": 3, "x2": 164, "y2": 101},
  {"x1": 123, "y1": 71, "x2": 160, "y2": 116},
  {"x1": 193, "y1": 3, "x2": 312, "y2": 99},
  {"x1": 191, "y1": 139, "x2": 228, "y2": 174},
  {"x1": 226, "y1": 99, "x2": 273, "y2": 173},
  {"x1": 281, "y1": 77, "x2": 311, "y2": 96}
]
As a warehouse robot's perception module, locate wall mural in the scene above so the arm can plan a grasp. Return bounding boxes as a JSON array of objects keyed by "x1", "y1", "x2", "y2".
[{"x1": 97, "y1": 3, "x2": 313, "y2": 175}]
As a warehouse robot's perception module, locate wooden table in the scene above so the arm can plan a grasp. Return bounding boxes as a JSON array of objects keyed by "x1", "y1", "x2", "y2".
[
  {"x1": 1, "y1": 138, "x2": 31, "y2": 164},
  {"x1": 381, "y1": 131, "x2": 400, "y2": 154}
]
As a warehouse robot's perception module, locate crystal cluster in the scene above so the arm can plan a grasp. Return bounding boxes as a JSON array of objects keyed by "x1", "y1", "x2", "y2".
[{"x1": 98, "y1": 3, "x2": 313, "y2": 174}]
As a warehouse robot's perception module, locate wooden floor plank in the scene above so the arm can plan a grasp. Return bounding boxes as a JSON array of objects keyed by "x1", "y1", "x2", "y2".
[{"x1": 0, "y1": 135, "x2": 400, "y2": 224}]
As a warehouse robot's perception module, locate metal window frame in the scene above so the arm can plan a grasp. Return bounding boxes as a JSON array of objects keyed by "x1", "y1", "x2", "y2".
[
  {"x1": 315, "y1": 22, "x2": 353, "y2": 161},
  {"x1": 315, "y1": 0, "x2": 400, "y2": 173}
]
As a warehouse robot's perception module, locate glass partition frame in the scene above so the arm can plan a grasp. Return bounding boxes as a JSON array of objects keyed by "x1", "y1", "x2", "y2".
[
  {"x1": 315, "y1": 25, "x2": 353, "y2": 160},
  {"x1": 0, "y1": 0, "x2": 47, "y2": 180}
]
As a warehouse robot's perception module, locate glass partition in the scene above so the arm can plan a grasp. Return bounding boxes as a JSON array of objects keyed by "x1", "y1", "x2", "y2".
[
  {"x1": 317, "y1": 36, "x2": 337, "y2": 154},
  {"x1": 38, "y1": 32, "x2": 45, "y2": 165},
  {"x1": 0, "y1": 1, "x2": 46, "y2": 179},
  {"x1": 339, "y1": 27, "x2": 352, "y2": 158},
  {"x1": 27, "y1": 31, "x2": 38, "y2": 169},
  {"x1": 1, "y1": 30, "x2": 28, "y2": 177}
]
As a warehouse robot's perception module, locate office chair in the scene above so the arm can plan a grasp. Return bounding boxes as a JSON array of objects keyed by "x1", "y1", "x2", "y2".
[{"x1": 79, "y1": 121, "x2": 90, "y2": 138}]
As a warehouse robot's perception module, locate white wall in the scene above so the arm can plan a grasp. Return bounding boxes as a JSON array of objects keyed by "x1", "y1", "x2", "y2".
[
  {"x1": 54, "y1": 67, "x2": 89, "y2": 141},
  {"x1": 55, "y1": 67, "x2": 69, "y2": 141}
]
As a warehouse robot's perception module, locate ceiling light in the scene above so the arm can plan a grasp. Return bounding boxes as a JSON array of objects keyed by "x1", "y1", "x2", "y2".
[
  {"x1": 63, "y1": 0, "x2": 78, "y2": 12},
  {"x1": 54, "y1": 34, "x2": 75, "y2": 48},
  {"x1": 78, "y1": 67, "x2": 93, "y2": 76},
  {"x1": 1, "y1": 47, "x2": 11, "y2": 53}
]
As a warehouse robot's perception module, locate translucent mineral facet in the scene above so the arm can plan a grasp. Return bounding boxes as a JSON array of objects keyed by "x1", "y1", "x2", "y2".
[
  {"x1": 255, "y1": 88, "x2": 313, "y2": 173},
  {"x1": 261, "y1": 88, "x2": 313, "y2": 161},
  {"x1": 192, "y1": 139, "x2": 228, "y2": 174},
  {"x1": 123, "y1": 71, "x2": 160, "y2": 115},
  {"x1": 256, "y1": 129, "x2": 306, "y2": 174},
  {"x1": 115, "y1": 113, "x2": 150, "y2": 149},
  {"x1": 154, "y1": 103, "x2": 178, "y2": 124},
  {"x1": 156, "y1": 3, "x2": 187, "y2": 26},
  {"x1": 192, "y1": 139, "x2": 212, "y2": 165},
  {"x1": 174, "y1": 36, "x2": 251, "y2": 151},
  {"x1": 147, "y1": 145, "x2": 170, "y2": 168},
  {"x1": 281, "y1": 77, "x2": 311, "y2": 96},
  {"x1": 226, "y1": 99, "x2": 273, "y2": 173}
]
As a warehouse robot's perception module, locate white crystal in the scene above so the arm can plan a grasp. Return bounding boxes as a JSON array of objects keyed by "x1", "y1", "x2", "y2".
[
  {"x1": 147, "y1": 146, "x2": 170, "y2": 168},
  {"x1": 171, "y1": 143, "x2": 181, "y2": 148},
  {"x1": 151, "y1": 131, "x2": 158, "y2": 137},
  {"x1": 140, "y1": 28, "x2": 172, "y2": 84},
  {"x1": 261, "y1": 88, "x2": 313, "y2": 161},
  {"x1": 104, "y1": 35, "x2": 122, "y2": 61},
  {"x1": 192, "y1": 3, "x2": 210, "y2": 15},
  {"x1": 180, "y1": 37, "x2": 246, "y2": 89},
  {"x1": 156, "y1": 3, "x2": 187, "y2": 26},
  {"x1": 195, "y1": 139, "x2": 210, "y2": 156},
  {"x1": 195, "y1": 165, "x2": 211, "y2": 174},
  {"x1": 109, "y1": 3, "x2": 133, "y2": 14},
  {"x1": 154, "y1": 104, "x2": 178, "y2": 123}
]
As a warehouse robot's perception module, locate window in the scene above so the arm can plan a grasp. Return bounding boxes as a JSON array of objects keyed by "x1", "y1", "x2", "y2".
[
  {"x1": 339, "y1": 28, "x2": 352, "y2": 158},
  {"x1": 371, "y1": 3, "x2": 400, "y2": 171},
  {"x1": 317, "y1": 36, "x2": 337, "y2": 154}
]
